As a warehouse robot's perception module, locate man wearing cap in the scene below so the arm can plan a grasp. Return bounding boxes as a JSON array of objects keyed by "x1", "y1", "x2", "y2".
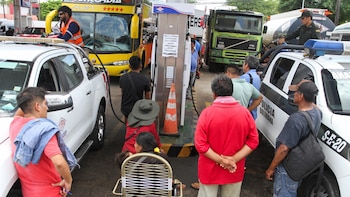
[
  {"x1": 122, "y1": 99, "x2": 160, "y2": 154},
  {"x1": 281, "y1": 10, "x2": 320, "y2": 45},
  {"x1": 57, "y1": 6, "x2": 84, "y2": 47},
  {"x1": 265, "y1": 80, "x2": 322, "y2": 197}
]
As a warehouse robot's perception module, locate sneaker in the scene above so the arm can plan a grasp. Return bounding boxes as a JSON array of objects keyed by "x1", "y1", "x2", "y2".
[{"x1": 191, "y1": 182, "x2": 199, "y2": 190}]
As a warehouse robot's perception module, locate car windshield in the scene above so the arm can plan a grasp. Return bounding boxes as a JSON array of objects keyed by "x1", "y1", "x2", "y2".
[
  {"x1": 322, "y1": 69, "x2": 350, "y2": 115},
  {"x1": 215, "y1": 13, "x2": 262, "y2": 35},
  {"x1": 0, "y1": 61, "x2": 30, "y2": 117}
]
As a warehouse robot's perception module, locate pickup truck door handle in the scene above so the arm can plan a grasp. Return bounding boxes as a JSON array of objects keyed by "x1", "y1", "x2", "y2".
[
  {"x1": 67, "y1": 106, "x2": 74, "y2": 113},
  {"x1": 86, "y1": 90, "x2": 91, "y2": 95}
]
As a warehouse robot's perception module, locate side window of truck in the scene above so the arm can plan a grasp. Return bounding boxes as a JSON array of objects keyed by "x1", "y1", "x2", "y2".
[
  {"x1": 270, "y1": 57, "x2": 295, "y2": 90},
  {"x1": 38, "y1": 61, "x2": 60, "y2": 91},
  {"x1": 57, "y1": 54, "x2": 84, "y2": 90},
  {"x1": 290, "y1": 63, "x2": 314, "y2": 85}
]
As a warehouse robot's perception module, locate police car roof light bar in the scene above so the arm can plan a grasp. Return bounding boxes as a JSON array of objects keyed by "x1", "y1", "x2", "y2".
[{"x1": 304, "y1": 39, "x2": 344, "y2": 57}]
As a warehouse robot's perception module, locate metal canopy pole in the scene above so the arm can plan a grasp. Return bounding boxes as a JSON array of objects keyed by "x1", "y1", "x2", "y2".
[{"x1": 13, "y1": 0, "x2": 21, "y2": 34}]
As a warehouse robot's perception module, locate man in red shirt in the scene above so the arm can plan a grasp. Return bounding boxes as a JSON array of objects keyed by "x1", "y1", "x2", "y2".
[
  {"x1": 195, "y1": 74, "x2": 259, "y2": 197},
  {"x1": 10, "y1": 87, "x2": 75, "y2": 197}
]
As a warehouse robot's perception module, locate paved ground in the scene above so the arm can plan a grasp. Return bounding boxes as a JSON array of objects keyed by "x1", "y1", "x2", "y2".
[{"x1": 69, "y1": 66, "x2": 274, "y2": 196}]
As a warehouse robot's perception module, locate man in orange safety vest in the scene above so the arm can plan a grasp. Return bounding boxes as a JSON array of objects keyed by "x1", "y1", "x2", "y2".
[{"x1": 57, "y1": 6, "x2": 84, "y2": 47}]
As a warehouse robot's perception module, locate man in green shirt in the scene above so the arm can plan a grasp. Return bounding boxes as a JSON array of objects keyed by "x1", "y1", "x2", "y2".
[{"x1": 225, "y1": 65, "x2": 262, "y2": 112}]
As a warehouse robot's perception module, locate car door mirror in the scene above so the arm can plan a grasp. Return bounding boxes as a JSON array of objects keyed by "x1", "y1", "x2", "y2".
[{"x1": 46, "y1": 93, "x2": 73, "y2": 112}]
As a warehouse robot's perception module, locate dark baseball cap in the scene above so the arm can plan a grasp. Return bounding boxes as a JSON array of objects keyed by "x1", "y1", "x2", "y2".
[
  {"x1": 289, "y1": 79, "x2": 318, "y2": 96},
  {"x1": 300, "y1": 10, "x2": 313, "y2": 19}
]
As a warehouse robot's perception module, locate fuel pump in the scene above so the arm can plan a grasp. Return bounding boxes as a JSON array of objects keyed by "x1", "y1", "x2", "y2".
[{"x1": 150, "y1": 3, "x2": 195, "y2": 130}]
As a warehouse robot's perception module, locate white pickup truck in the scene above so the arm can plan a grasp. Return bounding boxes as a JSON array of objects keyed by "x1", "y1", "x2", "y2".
[
  {"x1": 0, "y1": 36, "x2": 109, "y2": 196},
  {"x1": 257, "y1": 40, "x2": 350, "y2": 197}
]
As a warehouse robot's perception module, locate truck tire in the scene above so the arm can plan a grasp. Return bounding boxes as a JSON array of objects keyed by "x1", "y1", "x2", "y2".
[
  {"x1": 208, "y1": 61, "x2": 216, "y2": 72},
  {"x1": 7, "y1": 179, "x2": 22, "y2": 197},
  {"x1": 298, "y1": 170, "x2": 340, "y2": 197},
  {"x1": 208, "y1": 64, "x2": 215, "y2": 72},
  {"x1": 89, "y1": 105, "x2": 105, "y2": 151}
]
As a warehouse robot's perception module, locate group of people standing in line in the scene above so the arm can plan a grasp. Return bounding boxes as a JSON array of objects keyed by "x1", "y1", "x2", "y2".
[
  {"x1": 191, "y1": 55, "x2": 262, "y2": 196},
  {"x1": 192, "y1": 9, "x2": 321, "y2": 197},
  {"x1": 8, "y1": 8, "x2": 321, "y2": 197}
]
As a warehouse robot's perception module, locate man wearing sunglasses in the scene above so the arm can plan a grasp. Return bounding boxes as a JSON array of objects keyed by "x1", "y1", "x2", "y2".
[
  {"x1": 280, "y1": 10, "x2": 319, "y2": 45},
  {"x1": 57, "y1": 6, "x2": 84, "y2": 47}
]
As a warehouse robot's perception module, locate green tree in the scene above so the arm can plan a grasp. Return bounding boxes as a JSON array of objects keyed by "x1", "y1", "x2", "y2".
[
  {"x1": 227, "y1": 0, "x2": 279, "y2": 19},
  {"x1": 40, "y1": 0, "x2": 62, "y2": 21},
  {"x1": 1, "y1": 0, "x2": 12, "y2": 18},
  {"x1": 278, "y1": 0, "x2": 350, "y2": 25}
]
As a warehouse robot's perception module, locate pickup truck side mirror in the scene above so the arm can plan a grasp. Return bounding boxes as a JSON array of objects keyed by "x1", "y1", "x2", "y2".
[{"x1": 46, "y1": 93, "x2": 73, "y2": 112}]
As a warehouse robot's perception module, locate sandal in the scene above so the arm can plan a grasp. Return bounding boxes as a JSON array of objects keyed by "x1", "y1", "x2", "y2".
[{"x1": 191, "y1": 182, "x2": 200, "y2": 190}]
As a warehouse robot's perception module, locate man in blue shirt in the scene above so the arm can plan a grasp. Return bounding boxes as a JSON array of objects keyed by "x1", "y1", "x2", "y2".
[
  {"x1": 187, "y1": 38, "x2": 199, "y2": 99},
  {"x1": 241, "y1": 56, "x2": 261, "y2": 119}
]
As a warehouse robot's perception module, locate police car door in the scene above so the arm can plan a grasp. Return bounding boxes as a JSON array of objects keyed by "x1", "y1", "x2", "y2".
[{"x1": 257, "y1": 55, "x2": 315, "y2": 147}]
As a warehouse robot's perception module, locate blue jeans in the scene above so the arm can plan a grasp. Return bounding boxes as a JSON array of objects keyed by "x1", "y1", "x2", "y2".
[{"x1": 273, "y1": 165, "x2": 300, "y2": 197}]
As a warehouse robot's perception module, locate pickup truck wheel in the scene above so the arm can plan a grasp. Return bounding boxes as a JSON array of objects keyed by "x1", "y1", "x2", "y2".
[
  {"x1": 89, "y1": 105, "x2": 105, "y2": 151},
  {"x1": 298, "y1": 170, "x2": 340, "y2": 197}
]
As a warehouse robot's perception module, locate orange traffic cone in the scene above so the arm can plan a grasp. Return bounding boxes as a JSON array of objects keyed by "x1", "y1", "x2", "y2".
[{"x1": 161, "y1": 83, "x2": 179, "y2": 136}]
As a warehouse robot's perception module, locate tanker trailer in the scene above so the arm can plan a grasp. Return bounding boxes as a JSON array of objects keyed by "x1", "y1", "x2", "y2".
[{"x1": 263, "y1": 9, "x2": 335, "y2": 45}]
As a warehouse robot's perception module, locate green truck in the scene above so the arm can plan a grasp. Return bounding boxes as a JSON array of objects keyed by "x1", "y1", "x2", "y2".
[{"x1": 204, "y1": 8, "x2": 264, "y2": 72}]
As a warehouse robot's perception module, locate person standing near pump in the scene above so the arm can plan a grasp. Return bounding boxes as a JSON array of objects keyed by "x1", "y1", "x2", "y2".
[
  {"x1": 9, "y1": 87, "x2": 77, "y2": 197},
  {"x1": 280, "y1": 10, "x2": 320, "y2": 45},
  {"x1": 57, "y1": 6, "x2": 84, "y2": 47},
  {"x1": 265, "y1": 80, "x2": 322, "y2": 197},
  {"x1": 240, "y1": 56, "x2": 261, "y2": 119},
  {"x1": 195, "y1": 74, "x2": 259, "y2": 197},
  {"x1": 119, "y1": 56, "x2": 151, "y2": 122},
  {"x1": 192, "y1": 34, "x2": 202, "y2": 78},
  {"x1": 187, "y1": 38, "x2": 199, "y2": 99}
]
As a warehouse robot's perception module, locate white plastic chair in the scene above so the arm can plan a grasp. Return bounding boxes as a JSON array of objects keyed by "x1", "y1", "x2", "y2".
[{"x1": 112, "y1": 152, "x2": 183, "y2": 197}]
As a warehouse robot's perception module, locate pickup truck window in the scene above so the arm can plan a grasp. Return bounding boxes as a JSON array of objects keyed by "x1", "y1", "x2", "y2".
[
  {"x1": 58, "y1": 55, "x2": 83, "y2": 90},
  {"x1": 322, "y1": 69, "x2": 350, "y2": 114},
  {"x1": 0, "y1": 61, "x2": 30, "y2": 116},
  {"x1": 38, "y1": 61, "x2": 60, "y2": 92},
  {"x1": 291, "y1": 63, "x2": 314, "y2": 85},
  {"x1": 270, "y1": 57, "x2": 294, "y2": 90}
]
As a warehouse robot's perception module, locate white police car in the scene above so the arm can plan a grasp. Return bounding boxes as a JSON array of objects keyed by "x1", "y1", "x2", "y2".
[{"x1": 257, "y1": 40, "x2": 350, "y2": 196}]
